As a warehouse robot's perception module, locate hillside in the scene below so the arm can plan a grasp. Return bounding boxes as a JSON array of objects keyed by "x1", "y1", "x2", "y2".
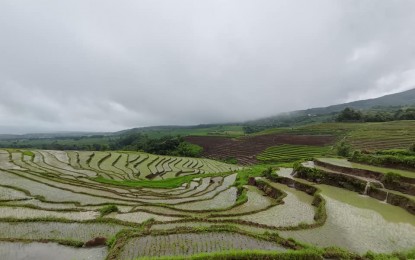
[
  {"x1": 302, "y1": 88, "x2": 415, "y2": 115},
  {"x1": 247, "y1": 88, "x2": 415, "y2": 127}
]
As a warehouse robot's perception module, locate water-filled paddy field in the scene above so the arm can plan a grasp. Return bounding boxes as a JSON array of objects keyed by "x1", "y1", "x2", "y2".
[
  {"x1": 0, "y1": 149, "x2": 414, "y2": 259},
  {"x1": 0, "y1": 242, "x2": 107, "y2": 260},
  {"x1": 280, "y1": 184, "x2": 415, "y2": 253}
]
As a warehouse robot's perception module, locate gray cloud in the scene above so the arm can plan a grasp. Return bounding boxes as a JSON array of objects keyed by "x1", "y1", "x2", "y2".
[{"x1": 1, "y1": 0, "x2": 415, "y2": 133}]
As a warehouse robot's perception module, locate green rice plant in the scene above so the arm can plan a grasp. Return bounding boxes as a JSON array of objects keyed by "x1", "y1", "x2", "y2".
[
  {"x1": 99, "y1": 204, "x2": 119, "y2": 217},
  {"x1": 257, "y1": 145, "x2": 330, "y2": 163}
]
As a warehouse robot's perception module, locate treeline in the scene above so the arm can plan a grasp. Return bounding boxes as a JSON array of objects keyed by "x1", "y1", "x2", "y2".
[
  {"x1": 1, "y1": 134, "x2": 203, "y2": 157},
  {"x1": 0, "y1": 141, "x2": 110, "y2": 151},
  {"x1": 336, "y1": 107, "x2": 415, "y2": 122},
  {"x1": 110, "y1": 133, "x2": 203, "y2": 157}
]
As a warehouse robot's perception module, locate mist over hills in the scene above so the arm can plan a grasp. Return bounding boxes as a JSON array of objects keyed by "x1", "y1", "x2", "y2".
[
  {"x1": 245, "y1": 88, "x2": 415, "y2": 127},
  {"x1": 1, "y1": 88, "x2": 414, "y2": 139},
  {"x1": 299, "y1": 87, "x2": 415, "y2": 115}
]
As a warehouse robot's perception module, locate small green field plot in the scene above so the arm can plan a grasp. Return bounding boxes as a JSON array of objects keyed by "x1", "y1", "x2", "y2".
[
  {"x1": 119, "y1": 232, "x2": 286, "y2": 259},
  {"x1": 257, "y1": 144, "x2": 331, "y2": 162}
]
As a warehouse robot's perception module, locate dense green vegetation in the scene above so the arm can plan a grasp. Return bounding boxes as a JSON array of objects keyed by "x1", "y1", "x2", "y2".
[
  {"x1": 111, "y1": 134, "x2": 203, "y2": 157},
  {"x1": 351, "y1": 149, "x2": 415, "y2": 170},
  {"x1": 336, "y1": 107, "x2": 415, "y2": 122},
  {"x1": 0, "y1": 134, "x2": 204, "y2": 158},
  {"x1": 0, "y1": 125, "x2": 244, "y2": 155}
]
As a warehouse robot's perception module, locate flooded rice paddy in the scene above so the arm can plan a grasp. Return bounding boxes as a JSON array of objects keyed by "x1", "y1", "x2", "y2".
[
  {"x1": 0, "y1": 149, "x2": 414, "y2": 258},
  {"x1": 120, "y1": 232, "x2": 286, "y2": 259},
  {"x1": 280, "y1": 184, "x2": 415, "y2": 253},
  {"x1": 0, "y1": 242, "x2": 107, "y2": 260}
]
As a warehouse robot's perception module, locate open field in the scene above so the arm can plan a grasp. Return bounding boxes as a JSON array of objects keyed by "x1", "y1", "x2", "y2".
[
  {"x1": 0, "y1": 147, "x2": 414, "y2": 259},
  {"x1": 184, "y1": 121, "x2": 415, "y2": 165},
  {"x1": 185, "y1": 134, "x2": 335, "y2": 165},
  {"x1": 257, "y1": 121, "x2": 415, "y2": 151}
]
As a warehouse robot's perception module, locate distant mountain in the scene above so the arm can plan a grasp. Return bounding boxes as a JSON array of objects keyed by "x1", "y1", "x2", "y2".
[
  {"x1": 300, "y1": 88, "x2": 415, "y2": 115},
  {"x1": 246, "y1": 88, "x2": 415, "y2": 126}
]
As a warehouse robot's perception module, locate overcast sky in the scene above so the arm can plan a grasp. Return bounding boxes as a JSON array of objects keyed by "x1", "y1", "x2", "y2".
[{"x1": 1, "y1": 0, "x2": 415, "y2": 134}]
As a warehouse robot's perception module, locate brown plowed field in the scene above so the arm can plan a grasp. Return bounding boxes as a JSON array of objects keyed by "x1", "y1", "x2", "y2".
[{"x1": 185, "y1": 134, "x2": 336, "y2": 165}]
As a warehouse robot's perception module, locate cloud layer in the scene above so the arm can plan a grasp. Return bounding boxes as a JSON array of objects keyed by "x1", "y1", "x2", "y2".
[{"x1": 1, "y1": 0, "x2": 415, "y2": 133}]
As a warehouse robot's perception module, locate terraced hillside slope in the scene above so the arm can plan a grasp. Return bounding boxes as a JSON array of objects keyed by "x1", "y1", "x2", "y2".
[
  {"x1": 7, "y1": 150, "x2": 240, "y2": 181},
  {"x1": 262, "y1": 121, "x2": 415, "y2": 151},
  {"x1": 191, "y1": 121, "x2": 415, "y2": 165},
  {"x1": 0, "y1": 148, "x2": 414, "y2": 259},
  {"x1": 185, "y1": 134, "x2": 335, "y2": 165}
]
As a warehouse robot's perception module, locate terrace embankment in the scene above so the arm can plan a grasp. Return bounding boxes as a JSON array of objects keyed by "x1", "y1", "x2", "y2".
[
  {"x1": 280, "y1": 184, "x2": 415, "y2": 254},
  {"x1": 294, "y1": 161, "x2": 415, "y2": 215}
]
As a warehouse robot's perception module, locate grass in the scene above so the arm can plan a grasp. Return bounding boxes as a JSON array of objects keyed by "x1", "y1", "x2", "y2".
[
  {"x1": 234, "y1": 165, "x2": 271, "y2": 188},
  {"x1": 93, "y1": 171, "x2": 232, "y2": 189},
  {"x1": 364, "y1": 248, "x2": 415, "y2": 260},
  {"x1": 21, "y1": 150, "x2": 35, "y2": 158}
]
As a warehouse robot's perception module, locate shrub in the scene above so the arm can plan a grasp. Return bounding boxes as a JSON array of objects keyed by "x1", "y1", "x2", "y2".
[
  {"x1": 336, "y1": 107, "x2": 362, "y2": 122},
  {"x1": 263, "y1": 167, "x2": 274, "y2": 178},
  {"x1": 99, "y1": 204, "x2": 118, "y2": 217},
  {"x1": 336, "y1": 141, "x2": 351, "y2": 157},
  {"x1": 223, "y1": 157, "x2": 238, "y2": 164},
  {"x1": 107, "y1": 236, "x2": 117, "y2": 248},
  {"x1": 382, "y1": 172, "x2": 401, "y2": 184},
  {"x1": 176, "y1": 142, "x2": 203, "y2": 157}
]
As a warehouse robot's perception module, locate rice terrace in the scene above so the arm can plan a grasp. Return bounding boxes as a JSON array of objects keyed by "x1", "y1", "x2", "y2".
[{"x1": 1, "y1": 1, "x2": 415, "y2": 259}]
